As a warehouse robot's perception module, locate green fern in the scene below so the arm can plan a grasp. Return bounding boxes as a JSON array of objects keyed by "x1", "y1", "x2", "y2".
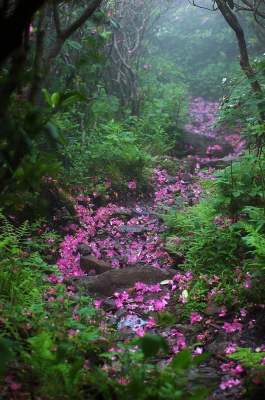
[
  {"x1": 0, "y1": 211, "x2": 30, "y2": 250},
  {"x1": 0, "y1": 211, "x2": 52, "y2": 308}
]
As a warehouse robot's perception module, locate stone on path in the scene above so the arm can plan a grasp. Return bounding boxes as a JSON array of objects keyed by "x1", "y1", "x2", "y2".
[
  {"x1": 118, "y1": 224, "x2": 148, "y2": 234},
  {"x1": 80, "y1": 255, "x2": 112, "y2": 274},
  {"x1": 75, "y1": 265, "x2": 176, "y2": 296}
]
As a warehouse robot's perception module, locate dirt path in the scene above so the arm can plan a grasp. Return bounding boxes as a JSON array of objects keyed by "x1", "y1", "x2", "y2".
[{"x1": 54, "y1": 97, "x2": 250, "y2": 399}]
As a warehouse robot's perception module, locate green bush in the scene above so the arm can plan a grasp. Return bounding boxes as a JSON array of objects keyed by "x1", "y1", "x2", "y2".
[
  {"x1": 0, "y1": 212, "x2": 54, "y2": 307},
  {"x1": 163, "y1": 200, "x2": 244, "y2": 272},
  {"x1": 63, "y1": 120, "x2": 152, "y2": 191},
  {"x1": 214, "y1": 153, "x2": 265, "y2": 215}
]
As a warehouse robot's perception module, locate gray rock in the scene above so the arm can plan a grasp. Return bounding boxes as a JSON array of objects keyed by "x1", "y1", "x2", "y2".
[
  {"x1": 180, "y1": 173, "x2": 193, "y2": 184},
  {"x1": 80, "y1": 255, "x2": 112, "y2": 274},
  {"x1": 200, "y1": 155, "x2": 238, "y2": 169},
  {"x1": 111, "y1": 209, "x2": 133, "y2": 220},
  {"x1": 75, "y1": 265, "x2": 176, "y2": 296},
  {"x1": 167, "y1": 176, "x2": 177, "y2": 184},
  {"x1": 118, "y1": 224, "x2": 148, "y2": 234},
  {"x1": 77, "y1": 243, "x2": 91, "y2": 256}
]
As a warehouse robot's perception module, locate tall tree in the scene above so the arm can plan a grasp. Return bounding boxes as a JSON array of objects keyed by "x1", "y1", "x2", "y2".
[{"x1": 214, "y1": 0, "x2": 265, "y2": 151}]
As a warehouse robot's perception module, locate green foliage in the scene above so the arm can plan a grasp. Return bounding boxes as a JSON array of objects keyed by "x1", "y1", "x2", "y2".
[
  {"x1": 229, "y1": 347, "x2": 265, "y2": 369},
  {"x1": 101, "y1": 343, "x2": 209, "y2": 400},
  {"x1": 0, "y1": 212, "x2": 54, "y2": 307},
  {"x1": 64, "y1": 119, "x2": 152, "y2": 191},
  {"x1": 59, "y1": 56, "x2": 188, "y2": 194},
  {"x1": 139, "y1": 334, "x2": 169, "y2": 358},
  {"x1": 0, "y1": 90, "x2": 77, "y2": 213},
  {"x1": 179, "y1": 278, "x2": 209, "y2": 316},
  {"x1": 241, "y1": 207, "x2": 265, "y2": 264},
  {"x1": 218, "y1": 54, "x2": 265, "y2": 144},
  {"x1": 0, "y1": 211, "x2": 208, "y2": 399},
  {"x1": 156, "y1": 311, "x2": 177, "y2": 328},
  {"x1": 163, "y1": 199, "x2": 243, "y2": 272},
  {"x1": 214, "y1": 153, "x2": 265, "y2": 214},
  {"x1": 136, "y1": 58, "x2": 187, "y2": 155},
  {"x1": 0, "y1": 338, "x2": 16, "y2": 375}
]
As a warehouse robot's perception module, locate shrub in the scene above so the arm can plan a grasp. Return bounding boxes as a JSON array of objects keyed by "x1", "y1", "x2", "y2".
[
  {"x1": 63, "y1": 120, "x2": 152, "y2": 191},
  {"x1": 214, "y1": 153, "x2": 265, "y2": 215},
  {"x1": 163, "y1": 199, "x2": 244, "y2": 272},
  {"x1": 0, "y1": 212, "x2": 53, "y2": 307}
]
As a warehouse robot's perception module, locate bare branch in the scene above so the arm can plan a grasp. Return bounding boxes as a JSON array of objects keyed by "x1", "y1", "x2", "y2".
[{"x1": 47, "y1": 0, "x2": 103, "y2": 64}]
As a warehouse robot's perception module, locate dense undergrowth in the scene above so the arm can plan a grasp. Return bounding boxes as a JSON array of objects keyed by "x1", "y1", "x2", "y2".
[{"x1": 0, "y1": 213, "x2": 209, "y2": 399}]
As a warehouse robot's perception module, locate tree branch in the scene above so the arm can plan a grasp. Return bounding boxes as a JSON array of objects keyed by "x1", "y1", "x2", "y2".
[{"x1": 47, "y1": 0, "x2": 103, "y2": 64}]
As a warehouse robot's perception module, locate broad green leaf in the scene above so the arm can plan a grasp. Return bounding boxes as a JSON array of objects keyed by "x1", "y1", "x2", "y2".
[
  {"x1": 51, "y1": 92, "x2": 61, "y2": 108},
  {"x1": 139, "y1": 334, "x2": 169, "y2": 358},
  {"x1": 171, "y1": 349, "x2": 193, "y2": 370}
]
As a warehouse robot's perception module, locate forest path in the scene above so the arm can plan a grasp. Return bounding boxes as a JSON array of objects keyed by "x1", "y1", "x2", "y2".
[
  {"x1": 54, "y1": 98, "x2": 247, "y2": 398},
  {"x1": 57, "y1": 97, "x2": 243, "y2": 282}
]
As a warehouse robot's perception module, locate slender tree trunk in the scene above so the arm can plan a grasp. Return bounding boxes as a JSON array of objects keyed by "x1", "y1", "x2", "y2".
[
  {"x1": 216, "y1": 0, "x2": 265, "y2": 151},
  {"x1": 216, "y1": 0, "x2": 262, "y2": 95},
  {"x1": 28, "y1": 7, "x2": 47, "y2": 103}
]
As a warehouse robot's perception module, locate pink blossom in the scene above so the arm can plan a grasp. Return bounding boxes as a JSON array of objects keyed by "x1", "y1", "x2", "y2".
[
  {"x1": 240, "y1": 308, "x2": 247, "y2": 317},
  {"x1": 83, "y1": 360, "x2": 90, "y2": 369},
  {"x1": 117, "y1": 377, "x2": 128, "y2": 385},
  {"x1": 128, "y1": 180, "x2": 137, "y2": 190},
  {"x1": 248, "y1": 319, "x2": 256, "y2": 328},
  {"x1": 10, "y1": 382, "x2": 22, "y2": 391},
  {"x1": 114, "y1": 291, "x2": 130, "y2": 309},
  {"x1": 206, "y1": 144, "x2": 222, "y2": 155},
  {"x1": 218, "y1": 306, "x2": 227, "y2": 317},
  {"x1": 223, "y1": 320, "x2": 242, "y2": 333},
  {"x1": 94, "y1": 299, "x2": 102, "y2": 309},
  {"x1": 220, "y1": 362, "x2": 244, "y2": 375},
  {"x1": 260, "y1": 358, "x2": 265, "y2": 365},
  {"x1": 5, "y1": 376, "x2": 22, "y2": 391},
  {"x1": 197, "y1": 332, "x2": 208, "y2": 342},
  {"x1": 220, "y1": 378, "x2": 241, "y2": 390},
  {"x1": 193, "y1": 346, "x2": 203, "y2": 355},
  {"x1": 244, "y1": 272, "x2": 251, "y2": 289},
  {"x1": 172, "y1": 332, "x2": 187, "y2": 353},
  {"x1": 112, "y1": 259, "x2": 120, "y2": 268},
  {"x1": 190, "y1": 311, "x2": 203, "y2": 324},
  {"x1": 234, "y1": 364, "x2": 244, "y2": 374},
  {"x1": 143, "y1": 63, "x2": 151, "y2": 70},
  {"x1": 135, "y1": 327, "x2": 145, "y2": 336},
  {"x1": 146, "y1": 317, "x2": 156, "y2": 328},
  {"x1": 68, "y1": 329, "x2": 78, "y2": 337},
  {"x1": 153, "y1": 298, "x2": 168, "y2": 311},
  {"x1": 135, "y1": 282, "x2": 147, "y2": 291},
  {"x1": 225, "y1": 343, "x2": 237, "y2": 354}
]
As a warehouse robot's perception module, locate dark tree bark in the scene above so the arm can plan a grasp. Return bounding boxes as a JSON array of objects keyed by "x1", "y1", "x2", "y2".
[
  {"x1": 216, "y1": 0, "x2": 263, "y2": 95},
  {"x1": 0, "y1": 0, "x2": 46, "y2": 65},
  {"x1": 28, "y1": 6, "x2": 47, "y2": 103},
  {"x1": 215, "y1": 0, "x2": 265, "y2": 151},
  {"x1": 46, "y1": 0, "x2": 103, "y2": 68}
]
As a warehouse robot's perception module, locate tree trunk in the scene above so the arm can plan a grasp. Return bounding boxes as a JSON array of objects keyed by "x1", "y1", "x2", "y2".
[{"x1": 216, "y1": 0, "x2": 265, "y2": 150}]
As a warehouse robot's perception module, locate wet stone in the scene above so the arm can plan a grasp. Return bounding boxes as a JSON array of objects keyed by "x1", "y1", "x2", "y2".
[
  {"x1": 118, "y1": 224, "x2": 148, "y2": 234},
  {"x1": 77, "y1": 243, "x2": 91, "y2": 256},
  {"x1": 118, "y1": 314, "x2": 147, "y2": 331},
  {"x1": 80, "y1": 255, "x2": 112, "y2": 275}
]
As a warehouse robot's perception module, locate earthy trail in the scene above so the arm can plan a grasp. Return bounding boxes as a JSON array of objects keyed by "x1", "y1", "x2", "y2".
[{"x1": 54, "y1": 98, "x2": 249, "y2": 399}]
